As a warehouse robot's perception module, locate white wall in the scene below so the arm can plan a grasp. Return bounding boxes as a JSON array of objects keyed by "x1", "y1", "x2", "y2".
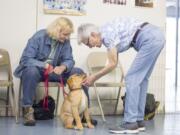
[
  {"x1": 0, "y1": 0, "x2": 166, "y2": 115},
  {"x1": 0, "y1": 0, "x2": 37, "y2": 115},
  {"x1": 0, "y1": 0, "x2": 36, "y2": 113}
]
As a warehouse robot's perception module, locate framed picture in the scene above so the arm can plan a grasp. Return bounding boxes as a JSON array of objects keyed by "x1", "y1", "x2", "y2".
[
  {"x1": 103, "y1": 0, "x2": 126, "y2": 5},
  {"x1": 135, "y1": 0, "x2": 153, "y2": 8},
  {"x1": 43, "y1": 0, "x2": 87, "y2": 16}
]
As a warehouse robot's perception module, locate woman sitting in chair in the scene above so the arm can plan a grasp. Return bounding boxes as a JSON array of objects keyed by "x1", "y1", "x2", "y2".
[{"x1": 14, "y1": 17, "x2": 91, "y2": 126}]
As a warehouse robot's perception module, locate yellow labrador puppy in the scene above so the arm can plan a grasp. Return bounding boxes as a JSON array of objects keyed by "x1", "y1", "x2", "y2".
[{"x1": 60, "y1": 74, "x2": 94, "y2": 130}]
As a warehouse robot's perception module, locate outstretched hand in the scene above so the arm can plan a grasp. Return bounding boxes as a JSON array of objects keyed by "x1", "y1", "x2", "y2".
[{"x1": 82, "y1": 75, "x2": 96, "y2": 86}]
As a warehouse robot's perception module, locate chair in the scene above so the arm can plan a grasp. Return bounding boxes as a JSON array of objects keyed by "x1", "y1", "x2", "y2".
[
  {"x1": 87, "y1": 52, "x2": 125, "y2": 121},
  {"x1": 17, "y1": 80, "x2": 61, "y2": 123},
  {"x1": 0, "y1": 49, "x2": 17, "y2": 122}
]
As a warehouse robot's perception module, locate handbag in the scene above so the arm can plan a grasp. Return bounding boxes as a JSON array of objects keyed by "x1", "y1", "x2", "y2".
[
  {"x1": 33, "y1": 96, "x2": 55, "y2": 120},
  {"x1": 32, "y1": 66, "x2": 55, "y2": 120},
  {"x1": 121, "y1": 93, "x2": 160, "y2": 120}
]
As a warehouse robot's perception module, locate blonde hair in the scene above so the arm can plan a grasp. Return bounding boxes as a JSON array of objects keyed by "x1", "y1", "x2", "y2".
[{"x1": 47, "y1": 17, "x2": 74, "y2": 40}]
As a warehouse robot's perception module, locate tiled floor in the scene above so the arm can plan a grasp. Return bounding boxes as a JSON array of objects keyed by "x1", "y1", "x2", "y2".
[{"x1": 0, "y1": 114, "x2": 180, "y2": 135}]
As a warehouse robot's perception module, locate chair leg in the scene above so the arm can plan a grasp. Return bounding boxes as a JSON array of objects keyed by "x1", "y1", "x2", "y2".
[
  {"x1": 17, "y1": 80, "x2": 22, "y2": 123},
  {"x1": 114, "y1": 87, "x2": 122, "y2": 114},
  {"x1": 12, "y1": 87, "x2": 18, "y2": 123},
  {"x1": 6, "y1": 86, "x2": 10, "y2": 116},
  {"x1": 55, "y1": 86, "x2": 60, "y2": 116},
  {"x1": 9, "y1": 85, "x2": 18, "y2": 123},
  {"x1": 93, "y1": 84, "x2": 106, "y2": 122}
]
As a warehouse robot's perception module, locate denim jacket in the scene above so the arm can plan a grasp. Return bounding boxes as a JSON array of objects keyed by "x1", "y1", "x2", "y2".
[{"x1": 14, "y1": 29, "x2": 75, "y2": 78}]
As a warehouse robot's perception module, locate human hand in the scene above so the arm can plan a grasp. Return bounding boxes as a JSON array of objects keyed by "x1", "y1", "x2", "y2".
[
  {"x1": 45, "y1": 63, "x2": 54, "y2": 74},
  {"x1": 82, "y1": 75, "x2": 96, "y2": 86},
  {"x1": 53, "y1": 65, "x2": 66, "y2": 75}
]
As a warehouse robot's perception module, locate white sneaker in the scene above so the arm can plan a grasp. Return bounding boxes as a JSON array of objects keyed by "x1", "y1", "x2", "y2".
[
  {"x1": 137, "y1": 120, "x2": 146, "y2": 131},
  {"x1": 109, "y1": 122, "x2": 139, "y2": 134}
]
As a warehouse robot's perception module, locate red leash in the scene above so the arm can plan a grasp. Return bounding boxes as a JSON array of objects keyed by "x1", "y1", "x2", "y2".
[
  {"x1": 43, "y1": 66, "x2": 50, "y2": 110},
  {"x1": 60, "y1": 77, "x2": 68, "y2": 97},
  {"x1": 43, "y1": 66, "x2": 68, "y2": 110}
]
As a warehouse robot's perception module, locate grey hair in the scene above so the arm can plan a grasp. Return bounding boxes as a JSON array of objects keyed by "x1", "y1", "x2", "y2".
[{"x1": 77, "y1": 23, "x2": 99, "y2": 45}]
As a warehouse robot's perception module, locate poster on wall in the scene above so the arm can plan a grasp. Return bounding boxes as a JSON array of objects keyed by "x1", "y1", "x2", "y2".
[
  {"x1": 135, "y1": 0, "x2": 153, "y2": 8},
  {"x1": 103, "y1": 0, "x2": 127, "y2": 5},
  {"x1": 43, "y1": 0, "x2": 87, "y2": 16}
]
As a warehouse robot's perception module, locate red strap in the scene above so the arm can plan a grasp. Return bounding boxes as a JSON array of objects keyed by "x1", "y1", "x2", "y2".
[
  {"x1": 59, "y1": 77, "x2": 68, "y2": 97},
  {"x1": 43, "y1": 66, "x2": 67, "y2": 110},
  {"x1": 43, "y1": 66, "x2": 50, "y2": 110}
]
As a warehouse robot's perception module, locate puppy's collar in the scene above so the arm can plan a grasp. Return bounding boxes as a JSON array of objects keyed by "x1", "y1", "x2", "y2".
[{"x1": 70, "y1": 87, "x2": 82, "y2": 91}]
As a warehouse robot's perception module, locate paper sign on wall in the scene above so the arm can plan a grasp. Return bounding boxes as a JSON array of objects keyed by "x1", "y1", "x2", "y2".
[
  {"x1": 43, "y1": 0, "x2": 87, "y2": 16},
  {"x1": 103, "y1": 0, "x2": 127, "y2": 5},
  {"x1": 135, "y1": 0, "x2": 153, "y2": 8}
]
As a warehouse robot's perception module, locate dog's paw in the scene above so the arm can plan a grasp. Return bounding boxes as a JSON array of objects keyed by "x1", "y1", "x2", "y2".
[
  {"x1": 65, "y1": 124, "x2": 74, "y2": 129},
  {"x1": 87, "y1": 123, "x2": 95, "y2": 129},
  {"x1": 75, "y1": 124, "x2": 83, "y2": 130},
  {"x1": 82, "y1": 122, "x2": 88, "y2": 127}
]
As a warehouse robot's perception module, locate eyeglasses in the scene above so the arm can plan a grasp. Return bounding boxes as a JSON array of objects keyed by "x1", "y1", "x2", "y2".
[
  {"x1": 85, "y1": 37, "x2": 90, "y2": 45},
  {"x1": 83, "y1": 37, "x2": 93, "y2": 48}
]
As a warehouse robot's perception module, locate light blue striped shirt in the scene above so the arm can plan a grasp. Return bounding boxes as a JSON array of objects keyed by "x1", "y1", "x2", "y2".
[{"x1": 100, "y1": 17, "x2": 143, "y2": 52}]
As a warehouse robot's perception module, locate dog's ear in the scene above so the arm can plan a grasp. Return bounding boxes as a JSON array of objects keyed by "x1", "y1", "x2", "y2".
[
  {"x1": 81, "y1": 74, "x2": 87, "y2": 79},
  {"x1": 67, "y1": 79, "x2": 75, "y2": 91}
]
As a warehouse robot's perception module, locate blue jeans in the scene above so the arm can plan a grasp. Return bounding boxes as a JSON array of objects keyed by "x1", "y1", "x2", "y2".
[
  {"x1": 21, "y1": 67, "x2": 89, "y2": 107},
  {"x1": 123, "y1": 24, "x2": 165, "y2": 122}
]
